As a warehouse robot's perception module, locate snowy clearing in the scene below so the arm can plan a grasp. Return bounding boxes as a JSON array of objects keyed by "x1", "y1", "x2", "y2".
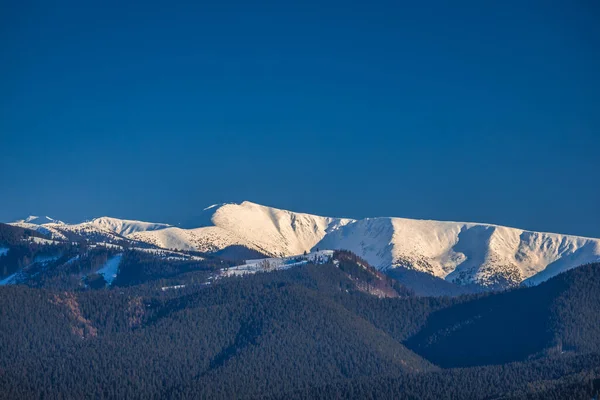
[
  {"x1": 96, "y1": 254, "x2": 123, "y2": 285},
  {"x1": 220, "y1": 250, "x2": 333, "y2": 277}
]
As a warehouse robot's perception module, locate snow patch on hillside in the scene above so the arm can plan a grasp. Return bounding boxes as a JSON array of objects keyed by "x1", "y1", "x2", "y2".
[
  {"x1": 30, "y1": 237, "x2": 61, "y2": 245},
  {"x1": 96, "y1": 254, "x2": 122, "y2": 285},
  {"x1": 221, "y1": 250, "x2": 333, "y2": 277},
  {"x1": 161, "y1": 284, "x2": 186, "y2": 291}
]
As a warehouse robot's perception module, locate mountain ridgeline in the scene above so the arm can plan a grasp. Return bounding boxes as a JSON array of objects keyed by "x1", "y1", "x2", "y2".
[{"x1": 8, "y1": 201, "x2": 600, "y2": 292}]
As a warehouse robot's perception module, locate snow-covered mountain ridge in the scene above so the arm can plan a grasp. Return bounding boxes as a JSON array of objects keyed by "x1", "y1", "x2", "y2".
[
  {"x1": 316, "y1": 217, "x2": 600, "y2": 288},
  {"x1": 11, "y1": 216, "x2": 173, "y2": 244},
  {"x1": 129, "y1": 202, "x2": 354, "y2": 256},
  {"x1": 9, "y1": 201, "x2": 600, "y2": 288},
  {"x1": 86, "y1": 217, "x2": 172, "y2": 236}
]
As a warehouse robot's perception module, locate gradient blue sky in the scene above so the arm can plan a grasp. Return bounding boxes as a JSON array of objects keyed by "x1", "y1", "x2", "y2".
[{"x1": 1, "y1": 0, "x2": 599, "y2": 237}]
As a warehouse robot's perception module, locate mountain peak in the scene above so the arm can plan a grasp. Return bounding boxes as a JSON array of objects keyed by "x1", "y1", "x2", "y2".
[
  {"x1": 20, "y1": 216, "x2": 64, "y2": 225},
  {"x1": 86, "y1": 216, "x2": 172, "y2": 236}
]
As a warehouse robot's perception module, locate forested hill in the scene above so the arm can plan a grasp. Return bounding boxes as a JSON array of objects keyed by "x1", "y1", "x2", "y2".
[
  {"x1": 405, "y1": 262, "x2": 600, "y2": 368},
  {"x1": 0, "y1": 253, "x2": 599, "y2": 399},
  {"x1": 0, "y1": 222, "x2": 47, "y2": 244},
  {"x1": 0, "y1": 258, "x2": 432, "y2": 399}
]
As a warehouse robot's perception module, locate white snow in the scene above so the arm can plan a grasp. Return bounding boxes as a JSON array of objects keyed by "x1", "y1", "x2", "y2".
[
  {"x1": 9, "y1": 216, "x2": 67, "y2": 239},
  {"x1": 46, "y1": 222, "x2": 132, "y2": 243},
  {"x1": 6, "y1": 220, "x2": 69, "y2": 240},
  {"x1": 128, "y1": 201, "x2": 353, "y2": 257},
  {"x1": 129, "y1": 226, "x2": 256, "y2": 254},
  {"x1": 20, "y1": 216, "x2": 64, "y2": 225},
  {"x1": 136, "y1": 201, "x2": 600, "y2": 287},
  {"x1": 90, "y1": 242, "x2": 123, "y2": 250},
  {"x1": 86, "y1": 217, "x2": 172, "y2": 236},
  {"x1": 210, "y1": 202, "x2": 353, "y2": 256},
  {"x1": 161, "y1": 284, "x2": 186, "y2": 291},
  {"x1": 132, "y1": 247, "x2": 204, "y2": 261},
  {"x1": 220, "y1": 250, "x2": 333, "y2": 277},
  {"x1": 315, "y1": 217, "x2": 600, "y2": 287},
  {"x1": 9, "y1": 216, "x2": 170, "y2": 244},
  {"x1": 30, "y1": 237, "x2": 60, "y2": 245},
  {"x1": 96, "y1": 254, "x2": 123, "y2": 285},
  {"x1": 12, "y1": 215, "x2": 169, "y2": 238}
]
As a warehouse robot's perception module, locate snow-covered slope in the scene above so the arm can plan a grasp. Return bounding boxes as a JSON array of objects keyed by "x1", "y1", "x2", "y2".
[
  {"x1": 37, "y1": 222, "x2": 131, "y2": 243},
  {"x1": 315, "y1": 218, "x2": 600, "y2": 288},
  {"x1": 10, "y1": 218, "x2": 70, "y2": 240},
  {"x1": 144, "y1": 201, "x2": 599, "y2": 288},
  {"x1": 96, "y1": 254, "x2": 123, "y2": 285},
  {"x1": 129, "y1": 226, "x2": 255, "y2": 253},
  {"x1": 87, "y1": 217, "x2": 172, "y2": 236},
  {"x1": 15, "y1": 216, "x2": 65, "y2": 225},
  {"x1": 10, "y1": 215, "x2": 171, "y2": 244},
  {"x1": 129, "y1": 201, "x2": 354, "y2": 257},
  {"x1": 210, "y1": 202, "x2": 354, "y2": 256}
]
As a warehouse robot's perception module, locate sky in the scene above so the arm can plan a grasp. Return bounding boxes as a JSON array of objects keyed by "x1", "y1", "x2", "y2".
[{"x1": 1, "y1": 0, "x2": 599, "y2": 237}]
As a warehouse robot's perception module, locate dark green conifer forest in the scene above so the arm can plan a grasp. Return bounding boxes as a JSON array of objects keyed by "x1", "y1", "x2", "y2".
[{"x1": 1, "y1": 223, "x2": 599, "y2": 399}]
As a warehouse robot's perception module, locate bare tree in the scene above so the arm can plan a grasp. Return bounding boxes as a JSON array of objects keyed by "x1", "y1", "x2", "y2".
[{"x1": 259, "y1": 259, "x2": 276, "y2": 272}]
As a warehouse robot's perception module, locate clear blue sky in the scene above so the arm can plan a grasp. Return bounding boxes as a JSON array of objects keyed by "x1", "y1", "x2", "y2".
[{"x1": 1, "y1": 0, "x2": 599, "y2": 237}]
